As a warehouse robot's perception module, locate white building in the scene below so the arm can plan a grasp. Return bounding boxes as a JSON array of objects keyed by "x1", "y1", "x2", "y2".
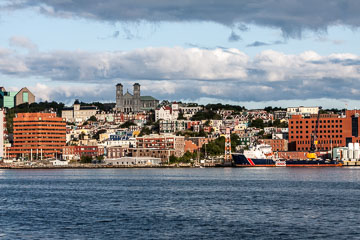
[
  {"x1": 62, "y1": 101, "x2": 98, "y2": 123},
  {"x1": 179, "y1": 105, "x2": 203, "y2": 119},
  {"x1": 155, "y1": 103, "x2": 179, "y2": 121},
  {"x1": 104, "y1": 157, "x2": 162, "y2": 166},
  {"x1": 286, "y1": 106, "x2": 319, "y2": 117},
  {"x1": 50, "y1": 159, "x2": 69, "y2": 166}
]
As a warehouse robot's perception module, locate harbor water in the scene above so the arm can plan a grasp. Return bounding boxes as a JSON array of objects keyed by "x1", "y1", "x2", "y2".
[{"x1": 1, "y1": 168, "x2": 360, "y2": 239}]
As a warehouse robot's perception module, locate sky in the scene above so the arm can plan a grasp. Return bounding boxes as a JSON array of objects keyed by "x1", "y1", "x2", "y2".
[{"x1": 1, "y1": 0, "x2": 360, "y2": 108}]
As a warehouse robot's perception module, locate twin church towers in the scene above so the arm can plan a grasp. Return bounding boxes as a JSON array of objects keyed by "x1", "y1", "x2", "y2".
[{"x1": 115, "y1": 83, "x2": 159, "y2": 113}]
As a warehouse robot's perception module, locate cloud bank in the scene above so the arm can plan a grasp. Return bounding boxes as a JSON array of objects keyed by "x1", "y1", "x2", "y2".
[
  {"x1": 4, "y1": 0, "x2": 360, "y2": 37},
  {"x1": 2, "y1": 38, "x2": 360, "y2": 103}
]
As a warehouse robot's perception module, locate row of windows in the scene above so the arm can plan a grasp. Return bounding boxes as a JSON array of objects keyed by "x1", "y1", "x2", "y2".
[
  {"x1": 296, "y1": 139, "x2": 343, "y2": 145},
  {"x1": 291, "y1": 125, "x2": 342, "y2": 129},
  {"x1": 291, "y1": 129, "x2": 343, "y2": 134},
  {"x1": 291, "y1": 119, "x2": 343, "y2": 124},
  {"x1": 291, "y1": 135, "x2": 343, "y2": 139}
]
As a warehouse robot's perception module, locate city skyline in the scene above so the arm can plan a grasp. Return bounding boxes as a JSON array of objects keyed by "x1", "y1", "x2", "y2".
[{"x1": 1, "y1": 1, "x2": 360, "y2": 109}]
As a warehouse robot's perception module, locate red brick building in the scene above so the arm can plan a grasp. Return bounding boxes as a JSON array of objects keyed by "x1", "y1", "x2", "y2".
[
  {"x1": 288, "y1": 110, "x2": 360, "y2": 151},
  {"x1": 136, "y1": 134, "x2": 185, "y2": 157},
  {"x1": 8, "y1": 113, "x2": 66, "y2": 159},
  {"x1": 262, "y1": 139, "x2": 288, "y2": 151}
]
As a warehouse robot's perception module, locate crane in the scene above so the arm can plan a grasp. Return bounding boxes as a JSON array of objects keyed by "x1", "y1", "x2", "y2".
[{"x1": 306, "y1": 106, "x2": 322, "y2": 159}]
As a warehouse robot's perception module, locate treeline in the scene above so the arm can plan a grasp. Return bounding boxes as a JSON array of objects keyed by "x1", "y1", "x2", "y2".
[
  {"x1": 205, "y1": 103, "x2": 246, "y2": 112},
  {"x1": 5, "y1": 101, "x2": 65, "y2": 133},
  {"x1": 249, "y1": 119, "x2": 288, "y2": 129}
]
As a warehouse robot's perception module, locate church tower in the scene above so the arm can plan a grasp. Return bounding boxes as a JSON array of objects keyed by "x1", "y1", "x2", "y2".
[
  {"x1": 116, "y1": 83, "x2": 123, "y2": 111},
  {"x1": 133, "y1": 83, "x2": 141, "y2": 112}
]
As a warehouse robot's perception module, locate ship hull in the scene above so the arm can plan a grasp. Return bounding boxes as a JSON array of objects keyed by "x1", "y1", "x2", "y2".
[
  {"x1": 232, "y1": 154, "x2": 342, "y2": 167},
  {"x1": 232, "y1": 154, "x2": 275, "y2": 166}
]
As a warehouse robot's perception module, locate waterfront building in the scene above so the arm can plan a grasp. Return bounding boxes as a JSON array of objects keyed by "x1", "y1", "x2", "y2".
[
  {"x1": 136, "y1": 134, "x2": 185, "y2": 157},
  {"x1": 262, "y1": 139, "x2": 288, "y2": 152},
  {"x1": 129, "y1": 148, "x2": 175, "y2": 163},
  {"x1": 62, "y1": 100, "x2": 98, "y2": 123},
  {"x1": 115, "y1": 83, "x2": 159, "y2": 112},
  {"x1": 106, "y1": 146, "x2": 126, "y2": 159},
  {"x1": 288, "y1": 110, "x2": 360, "y2": 151},
  {"x1": 8, "y1": 113, "x2": 66, "y2": 159},
  {"x1": 0, "y1": 109, "x2": 4, "y2": 159},
  {"x1": 104, "y1": 156, "x2": 161, "y2": 165},
  {"x1": 62, "y1": 145, "x2": 99, "y2": 160}
]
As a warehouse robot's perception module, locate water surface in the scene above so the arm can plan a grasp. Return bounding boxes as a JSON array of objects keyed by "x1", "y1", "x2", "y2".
[{"x1": 0, "y1": 168, "x2": 360, "y2": 239}]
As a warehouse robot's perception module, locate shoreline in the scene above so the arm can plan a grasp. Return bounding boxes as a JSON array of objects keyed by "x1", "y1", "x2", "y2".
[{"x1": 0, "y1": 164, "x2": 358, "y2": 169}]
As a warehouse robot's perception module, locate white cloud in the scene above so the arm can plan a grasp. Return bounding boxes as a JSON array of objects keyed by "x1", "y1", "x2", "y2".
[
  {"x1": 9, "y1": 36, "x2": 38, "y2": 51},
  {"x1": 1, "y1": 44, "x2": 360, "y2": 103}
]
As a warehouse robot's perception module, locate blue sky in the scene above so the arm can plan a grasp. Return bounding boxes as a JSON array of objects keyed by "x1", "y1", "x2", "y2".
[{"x1": 1, "y1": 0, "x2": 360, "y2": 108}]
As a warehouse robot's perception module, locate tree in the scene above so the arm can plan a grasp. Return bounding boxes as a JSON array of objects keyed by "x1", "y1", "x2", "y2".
[
  {"x1": 120, "y1": 121, "x2": 136, "y2": 128},
  {"x1": 89, "y1": 115, "x2": 97, "y2": 122},
  {"x1": 250, "y1": 119, "x2": 265, "y2": 129},
  {"x1": 177, "y1": 112, "x2": 186, "y2": 120},
  {"x1": 96, "y1": 155, "x2": 104, "y2": 163},
  {"x1": 191, "y1": 110, "x2": 222, "y2": 121},
  {"x1": 139, "y1": 127, "x2": 151, "y2": 136}
]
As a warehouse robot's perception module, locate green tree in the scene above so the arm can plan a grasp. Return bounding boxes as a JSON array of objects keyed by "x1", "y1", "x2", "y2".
[
  {"x1": 89, "y1": 115, "x2": 97, "y2": 121},
  {"x1": 120, "y1": 121, "x2": 136, "y2": 128},
  {"x1": 139, "y1": 127, "x2": 151, "y2": 136},
  {"x1": 250, "y1": 119, "x2": 265, "y2": 129},
  {"x1": 177, "y1": 112, "x2": 186, "y2": 120},
  {"x1": 80, "y1": 155, "x2": 93, "y2": 163}
]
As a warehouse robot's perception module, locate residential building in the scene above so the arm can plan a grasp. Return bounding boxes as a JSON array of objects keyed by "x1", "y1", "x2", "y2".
[
  {"x1": 62, "y1": 100, "x2": 98, "y2": 123},
  {"x1": 179, "y1": 105, "x2": 203, "y2": 119},
  {"x1": 115, "y1": 83, "x2": 159, "y2": 112},
  {"x1": 155, "y1": 103, "x2": 179, "y2": 121},
  {"x1": 274, "y1": 110, "x2": 287, "y2": 120},
  {"x1": 159, "y1": 120, "x2": 188, "y2": 133},
  {"x1": 8, "y1": 113, "x2": 66, "y2": 159}
]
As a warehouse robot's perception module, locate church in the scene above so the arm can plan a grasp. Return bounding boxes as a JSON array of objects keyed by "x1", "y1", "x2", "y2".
[{"x1": 115, "y1": 83, "x2": 159, "y2": 112}]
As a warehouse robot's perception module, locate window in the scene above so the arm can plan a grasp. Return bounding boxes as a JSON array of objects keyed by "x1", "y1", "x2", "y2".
[{"x1": 23, "y1": 92, "x2": 29, "y2": 103}]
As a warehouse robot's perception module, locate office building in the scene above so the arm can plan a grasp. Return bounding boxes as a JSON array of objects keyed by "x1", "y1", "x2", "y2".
[{"x1": 8, "y1": 113, "x2": 66, "y2": 159}]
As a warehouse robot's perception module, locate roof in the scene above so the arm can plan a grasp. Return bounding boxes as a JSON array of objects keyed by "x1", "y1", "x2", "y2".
[
  {"x1": 141, "y1": 96, "x2": 158, "y2": 101},
  {"x1": 80, "y1": 106, "x2": 97, "y2": 110}
]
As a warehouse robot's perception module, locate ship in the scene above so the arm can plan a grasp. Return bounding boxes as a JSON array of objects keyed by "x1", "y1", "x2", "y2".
[
  {"x1": 232, "y1": 144, "x2": 276, "y2": 167},
  {"x1": 232, "y1": 144, "x2": 342, "y2": 167}
]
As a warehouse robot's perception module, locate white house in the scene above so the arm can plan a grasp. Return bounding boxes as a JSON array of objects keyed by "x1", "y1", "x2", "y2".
[{"x1": 155, "y1": 103, "x2": 179, "y2": 121}]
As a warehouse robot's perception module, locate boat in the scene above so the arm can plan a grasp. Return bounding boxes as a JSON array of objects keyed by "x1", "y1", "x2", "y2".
[
  {"x1": 232, "y1": 144, "x2": 276, "y2": 167},
  {"x1": 232, "y1": 144, "x2": 342, "y2": 167}
]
